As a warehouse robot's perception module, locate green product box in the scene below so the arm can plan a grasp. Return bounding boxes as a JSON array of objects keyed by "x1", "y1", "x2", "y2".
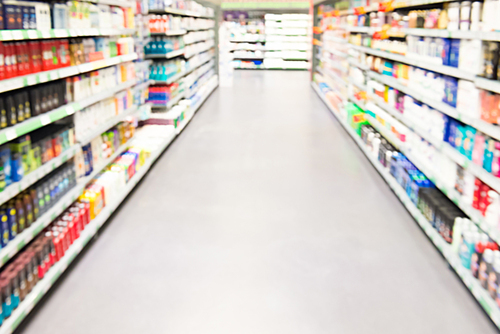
[{"x1": 346, "y1": 102, "x2": 367, "y2": 137}]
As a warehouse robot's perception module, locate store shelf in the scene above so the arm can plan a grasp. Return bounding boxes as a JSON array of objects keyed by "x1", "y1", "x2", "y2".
[
  {"x1": 230, "y1": 39, "x2": 266, "y2": 43},
  {"x1": 0, "y1": 53, "x2": 137, "y2": 95},
  {"x1": 475, "y1": 77, "x2": 500, "y2": 94},
  {"x1": 233, "y1": 56, "x2": 264, "y2": 59},
  {"x1": 312, "y1": 82, "x2": 500, "y2": 330},
  {"x1": 0, "y1": 77, "x2": 140, "y2": 147},
  {"x1": 347, "y1": 76, "x2": 367, "y2": 91},
  {"x1": 0, "y1": 28, "x2": 136, "y2": 41},
  {"x1": 0, "y1": 128, "x2": 178, "y2": 334},
  {"x1": 368, "y1": 71, "x2": 500, "y2": 142},
  {"x1": 347, "y1": 57, "x2": 369, "y2": 70},
  {"x1": 150, "y1": 29, "x2": 187, "y2": 36},
  {"x1": 175, "y1": 79, "x2": 218, "y2": 134},
  {"x1": 0, "y1": 138, "x2": 132, "y2": 269},
  {"x1": 184, "y1": 44, "x2": 214, "y2": 59},
  {"x1": 0, "y1": 76, "x2": 220, "y2": 334},
  {"x1": 321, "y1": 67, "x2": 346, "y2": 86},
  {"x1": 369, "y1": 95, "x2": 500, "y2": 238},
  {"x1": 152, "y1": 92, "x2": 185, "y2": 110},
  {"x1": 148, "y1": 8, "x2": 214, "y2": 18},
  {"x1": 348, "y1": 95, "x2": 366, "y2": 110},
  {"x1": 186, "y1": 27, "x2": 213, "y2": 31},
  {"x1": 150, "y1": 55, "x2": 214, "y2": 85},
  {"x1": 87, "y1": 0, "x2": 135, "y2": 7},
  {"x1": 323, "y1": 36, "x2": 348, "y2": 44},
  {"x1": 323, "y1": 47, "x2": 347, "y2": 58},
  {"x1": 350, "y1": 44, "x2": 475, "y2": 80},
  {"x1": 0, "y1": 145, "x2": 79, "y2": 208},
  {"x1": 77, "y1": 104, "x2": 143, "y2": 146},
  {"x1": 145, "y1": 49, "x2": 185, "y2": 59}
]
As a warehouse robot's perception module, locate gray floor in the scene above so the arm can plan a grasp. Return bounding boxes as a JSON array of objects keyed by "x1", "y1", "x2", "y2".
[{"x1": 18, "y1": 71, "x2": 498, "y2": 334}]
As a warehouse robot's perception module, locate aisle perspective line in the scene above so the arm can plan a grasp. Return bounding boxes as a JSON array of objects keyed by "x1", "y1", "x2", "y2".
[
  {"x1": 0, "y1": 81, "x2": 219, "y2": 334},
  {"x1": 312, "y1": 82, "x2": 500, "y2": 330}
]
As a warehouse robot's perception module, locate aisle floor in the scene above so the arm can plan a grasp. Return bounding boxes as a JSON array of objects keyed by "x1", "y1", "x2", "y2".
[{"x1": 19, "y1": 71, "x2": 498, "y2": 334}]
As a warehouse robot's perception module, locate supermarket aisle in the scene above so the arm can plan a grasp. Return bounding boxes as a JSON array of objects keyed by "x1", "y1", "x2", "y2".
[{"x1": 19, "y1": 71, "x2": 497, "y2": 334}]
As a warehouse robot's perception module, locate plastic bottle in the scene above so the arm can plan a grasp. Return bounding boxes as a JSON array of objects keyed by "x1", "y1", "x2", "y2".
[
  {"x1": 460, "y1": 231, "x2": 475, "y2": 268},
  {"x1": 480, "y1": 248, "x2": 494, "y2": 288}
]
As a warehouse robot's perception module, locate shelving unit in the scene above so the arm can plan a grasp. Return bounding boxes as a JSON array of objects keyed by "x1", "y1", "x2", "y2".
[
  {"x1": 313, "y1": 0, "x2": 500, "y2": 329},
  {"x1": 0, "y1": 0, "x2": 219, "y2": 332}
]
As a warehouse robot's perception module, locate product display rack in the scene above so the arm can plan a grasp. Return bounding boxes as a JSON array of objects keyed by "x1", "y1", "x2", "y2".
[
  {"x1": 313, "y1": 0, "x2": 500, "y2": 329},
  {"x1": 312, "y1": 82, "x2": 500, "y2": 327},
  {"x1": 0, "y1": 0, "x2": 217, "y2": 331},
  {"x1": 228, "y1": 12, "x2": 311, "y2": 70},
  {"x1": 146, "y1": 0, "x2": 217, "y2": 111}
]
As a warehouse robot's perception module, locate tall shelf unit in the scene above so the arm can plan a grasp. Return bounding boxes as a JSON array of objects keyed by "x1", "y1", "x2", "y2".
[
  {"x1": 225, "y1": 11, "x2": 312, "y2": 70},
  {"x1": 0, "y1": 0, "x2": 218, "y2": 332},
  {"x1": 312, "y1": 0, "x2": 500, "y2": 329}
]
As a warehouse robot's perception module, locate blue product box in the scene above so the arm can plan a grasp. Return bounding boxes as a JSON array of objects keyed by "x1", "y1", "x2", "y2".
[
  {"x1": 449, "y1": 39, "x2": 460, "y2": 68},
  {"x1": 443, "y1": 76, "x2": 458, "y2": 108},
  {"x1": 464, "y1": 126, "x2": 476, "y2": 160},
  {"x1": 441, "y1": 38, "x2": 451, "y2": 66},
  {"x1": 0, "y1": 146, "x2": 11, "y2": 186}
]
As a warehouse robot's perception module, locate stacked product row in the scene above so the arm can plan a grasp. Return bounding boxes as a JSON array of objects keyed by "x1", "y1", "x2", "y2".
[
  {"x1": 0, "y1": 36, "x2": 135, "y2": 80},
  {"x1": 313, "y1": 0, "x2": 500, "y2": 328}
]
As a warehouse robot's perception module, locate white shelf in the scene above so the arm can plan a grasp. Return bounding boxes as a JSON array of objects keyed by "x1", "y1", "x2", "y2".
[
  {"x1": 148, "y1": 8, "x2": 214, "y2": 18},
  {"x1": 152, "y1": 92, "x2": 185, "y2": 110},
  {"x1": 369, "y1": 95, "x2": 500, "y2": 244},
  {"x1": 176, "y1": 79, "x2": 218, "y2": 134},
  {"x1": 150, "y1": 29, "x2": 187, "y2": 36},
  {"x1": 0, "y1": 53, "x2": 137, "y2": 95},
  {"x1": 350, "y1": 44, "x2": 475, "y2": 80},
  {"x1": 0, "y1": 128, "x2": 177, "y2": 334},
  {"x1": 77, "y1": 104, "x2": 142, "y2": 145},
  {"x1": 323, "y1": 47, "x2": 348, "y2": 58},
  {"x1": 145, "y1": 49, "x2": 185, "y2": 59},
  {"x1": 312, "y1": 82, "x2": 500, "y2": 331},
  {"x1": 0, "y1": 28, "x2": 136, "y2": 41},
  {"x1": 151, "y1": 55, "x2": 214, "y2": 85},
  {"x1": 347, "y1": 76, "x2": 367, "y2": 91},
  {"x1": 347, "y1": 58, "x2": 369, "y2": 70},
  {"x1": 368, "y1": 71, "x2": 500, "y2": 142}
]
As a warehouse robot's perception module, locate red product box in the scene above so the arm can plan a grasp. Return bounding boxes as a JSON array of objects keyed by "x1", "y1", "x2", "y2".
[
  {"x1": 478, "y1": 183, "x2": 492, "y2": 216},
  {"x1": 28, "y1": 41, "x2": 42, "y2": 73},
  {"x1": 472, "y1": 178, "x2": 482, "y2": 210},
  {"x1": 0, "y1": 42, "x2": 5, "y2": 80}
]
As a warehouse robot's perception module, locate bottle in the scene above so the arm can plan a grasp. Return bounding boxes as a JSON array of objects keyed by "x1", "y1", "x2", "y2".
[
  {"x1": 460, "y1": 231, "x2": 475, "y2": 268},
  {"x1": 491, "y1": 258, "x2": 500, "y2": 299},
  {"x1": 480, "y1": 248, "x2": 494, "y2": 288},
  {"x1": 451, "y1": 217, "x2": 464, "y2": 253}
]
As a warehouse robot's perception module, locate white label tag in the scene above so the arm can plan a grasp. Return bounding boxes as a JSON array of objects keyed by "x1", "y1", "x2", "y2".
[
  {"x1": 66, "y1": 106, "x2": 75, "y2": 115},
  {"x1": 68, "y1": 29, "x2": 77, "y2": 37},
  {"x1": 41, "y1": 30, "x2": 51, "y2": 39},
  {"x1": 40, "y1": 115, "x2": 50, "y2": 125},
  {"x1": 54, "y1": 29, "x2": 67, "y2": 38},
  {"x1": 27, "y1": 30, "x2": 38, "y2": 39},
  {"x1": 1, "y1": 31, "x2": 12, "y2": 41},
  {"x1": 5, "y1": 129, "x2": 16, "y2": 141},
  {"x1": 27, "y1": 75, "x2": 37, "y2": 86},
  {"x1": 51, "y1": 71, "x2": 59, "y2": 80},
  {"x1": 12, "y1": 30, "x2": 23, "y2": 40},
  {"x1": 38, "y1": 72, "x2": 48, "y2": 82}
]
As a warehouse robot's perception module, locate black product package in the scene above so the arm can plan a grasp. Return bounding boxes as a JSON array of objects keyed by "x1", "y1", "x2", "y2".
[
  {"x1": 0, "y1": 97, "x2": 6, "y2": 129},
  {"x1": 6, "y1": 95, "x2": 16, "y2": 126}
]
